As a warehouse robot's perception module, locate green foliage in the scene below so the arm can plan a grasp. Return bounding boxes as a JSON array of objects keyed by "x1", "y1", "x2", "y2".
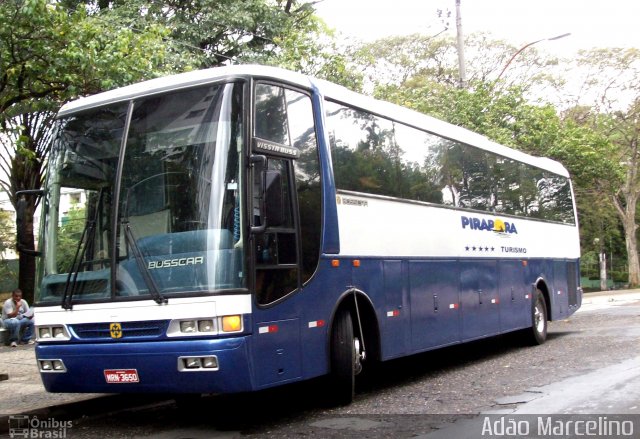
[
  {"x1": 56, "y1": 206, "x2": 86, "y2": 273},
  {"x1": 0, "y1": 0, "x2": 175, "y2": 119}
]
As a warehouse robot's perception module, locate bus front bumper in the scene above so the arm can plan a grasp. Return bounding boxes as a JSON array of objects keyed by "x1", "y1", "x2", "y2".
[{"x1": 35, "y1": 336, "x2": 253, "y2": 394}]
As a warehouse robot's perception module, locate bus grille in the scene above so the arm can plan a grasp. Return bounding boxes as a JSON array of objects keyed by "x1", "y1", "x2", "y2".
[{"x1": 70, "y1": 320, "x2": 169, "y2": 340}]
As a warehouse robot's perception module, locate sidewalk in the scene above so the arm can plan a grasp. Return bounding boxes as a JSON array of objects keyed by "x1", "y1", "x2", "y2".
[
  {"x1": 1, "y1": 289, "x2": 639, "y2": 427},
  {"x1": 578, "y1": 288, "x2": 640, "y2": 311},
  {"x1": 0, "y1": 342, "x2": 102, "y2": 422}
]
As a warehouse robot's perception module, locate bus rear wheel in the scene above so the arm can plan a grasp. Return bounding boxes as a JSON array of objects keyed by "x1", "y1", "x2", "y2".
[
  {"x1": 524, "y1": 289, "x2": 548, "y2": 345},
  {"x1": 329, "y1": 308, "x2": 361, "y2": 406}
]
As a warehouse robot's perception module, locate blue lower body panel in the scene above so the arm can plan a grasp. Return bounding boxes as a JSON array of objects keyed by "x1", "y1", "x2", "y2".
[{"x1": 36, "y1": 337, "x2": 253, "y2": 394}]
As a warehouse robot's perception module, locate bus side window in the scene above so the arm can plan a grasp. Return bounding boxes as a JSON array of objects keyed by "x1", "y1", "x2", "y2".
[{"x1": 255, "y1": 159, "x2": 298, "y2": 304}]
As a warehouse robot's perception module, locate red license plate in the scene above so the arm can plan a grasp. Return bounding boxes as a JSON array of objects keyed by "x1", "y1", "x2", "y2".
[{"x1": 104, "y1": 369, "x2": 140, "y2": 384}]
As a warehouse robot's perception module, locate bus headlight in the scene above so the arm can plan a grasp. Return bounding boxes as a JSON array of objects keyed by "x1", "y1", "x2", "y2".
[
  {"x1": 39, "y1": 327, "x2": 52, "y2": 339},
  {"x1": 37, "y1": 325, "x2": 70, "y2": 341},
  {"x1": 197, "y1": 320, "x2": 214, "y2": 332},
  {"x1": 179, "y1": 321, "x2": 197, "y2": 333},
  {"x1": 168, "y1": 316, "x2": 243, "y2": 337}
]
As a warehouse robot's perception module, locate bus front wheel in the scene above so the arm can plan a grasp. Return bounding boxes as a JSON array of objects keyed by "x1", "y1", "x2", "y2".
[{"x1": 329, "y1": 308, "x2": 361, "y2": 405}]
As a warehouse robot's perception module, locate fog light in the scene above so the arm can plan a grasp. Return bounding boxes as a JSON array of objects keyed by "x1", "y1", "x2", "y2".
[
  {"x1": 221, "y1": 315, "x2": 242, "y2": 332},
  {"x1": 184, "y1": 358, "x2": 201, "y2": 369},
  {"x1": 198, "y1": 320, "x2": 214, "y2": 332},
  {"x1": 180, "y1": 321, "x2": 197, "y2": 333},
  {"x1": 201, "y1": 357, "x2": 218, "y2": 369},
  {"x1": 40, "y1": 360, "x2": 52, "y2": 371},
  {"x1": 52, "y1": 360, "x2": 65, "y2": 371}
]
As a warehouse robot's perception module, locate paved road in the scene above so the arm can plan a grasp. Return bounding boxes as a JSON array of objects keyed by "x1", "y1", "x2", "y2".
[{"x1": 3, "y1": 291, "x2": 640, "y2": 438}]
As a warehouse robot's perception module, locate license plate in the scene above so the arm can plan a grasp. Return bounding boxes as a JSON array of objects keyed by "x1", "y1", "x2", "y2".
[{"x1": 104, "y1": 369, "x2": 139, "y2": 383}]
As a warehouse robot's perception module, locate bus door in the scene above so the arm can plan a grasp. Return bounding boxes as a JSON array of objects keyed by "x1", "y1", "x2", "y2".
[
  {"x1": 460, "y1": 261, "x2": 500, "y2": 340},
  {"x1": 249, "y1": 82, "x2": 323, "y2": 387}
]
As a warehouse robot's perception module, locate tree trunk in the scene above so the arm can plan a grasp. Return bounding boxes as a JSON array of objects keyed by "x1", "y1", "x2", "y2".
[
  {"x1": 625, "y1": 218, "x2": 640, "y2": 286},
  {"x1": 612, "y1": 134, "x2": 640, "y2": 288},
  {"x1": 613, "y1": 191, "x2": 640, "y2": 287}
]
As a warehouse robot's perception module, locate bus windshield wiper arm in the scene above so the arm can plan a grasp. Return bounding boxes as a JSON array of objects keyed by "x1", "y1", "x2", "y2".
[
  {"x1": 123, "y1": 221, "x2": 168, "y2": 305},
  {"x1": 61, "y1": 219, "x2": 95, "y2": 310},
  {"x1": 61, "y1": 189, "x2": 105, "y2": 310}
]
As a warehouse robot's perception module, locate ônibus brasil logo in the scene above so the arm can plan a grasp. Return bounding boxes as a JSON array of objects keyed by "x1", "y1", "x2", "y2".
[{"x1": 461, "y1": 215, "x2": 518, "y2": 234}]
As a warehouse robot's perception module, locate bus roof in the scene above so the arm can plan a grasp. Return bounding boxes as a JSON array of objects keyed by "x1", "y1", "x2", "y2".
[{"x1": 58, "y1": 64, "x2": 569, "y2": 178}]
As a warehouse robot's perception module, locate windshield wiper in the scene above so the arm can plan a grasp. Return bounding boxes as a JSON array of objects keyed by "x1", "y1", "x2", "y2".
[
  {"x1": 61, "y1": 219, "x2": 95, "y2": 310},
  {"x1": 122, "y1": 221, "x2": 168, "y2": 305},
  {"x1": 61, "y1": 190, "x2": 104, "y2": 310}
]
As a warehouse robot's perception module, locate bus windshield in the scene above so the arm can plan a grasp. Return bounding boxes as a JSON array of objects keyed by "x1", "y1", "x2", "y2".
[{"x1": 38, "y1": 82, "x2": 245, "y2": 304}]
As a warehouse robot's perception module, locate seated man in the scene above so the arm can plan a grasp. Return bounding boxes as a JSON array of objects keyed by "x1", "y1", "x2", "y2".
[{"x1": 2, "y1": 288, "x2": 34, "y2": 347}]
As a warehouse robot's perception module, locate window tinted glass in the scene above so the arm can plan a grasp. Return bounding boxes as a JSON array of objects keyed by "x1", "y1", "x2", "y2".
[
  {"x1": 255, "y1": 84, "x2": 289, "y2": 145},
  {"x1": 326, "y1": 100, "x2": 575, "y2": 224}
]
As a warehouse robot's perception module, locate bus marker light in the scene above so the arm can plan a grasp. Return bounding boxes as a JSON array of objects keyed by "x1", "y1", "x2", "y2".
[
  {"x1": 386, "y1": 310, "x2": 400, "y2": 317},
  {"x1": 221, "y1": 315, "x2": 242, "y2": 332},
  {"x1": 259, "y1": 324, "x2": 278, "y2": 334},
  {"x1": 353, "y1": 260, "x2": 361, "y2": 267},
  {"x1": 522, "y1": 261, "x2": 528, "y2": 267},
  {"x1": 308, "y1": 320, "x2": 325, "y2": 328},
  {"x1": 449, "y1": 303, "x2": 459, "y2": 309},
  {"x1": 525, "y1": 294, "x2": 530, "y2": 299},
  {"x1": 331, "y1": 260, "x2": 340, "y2": 267},
  {"x1": 491, "y1": 298, "x2": 499, "y2": 304}
]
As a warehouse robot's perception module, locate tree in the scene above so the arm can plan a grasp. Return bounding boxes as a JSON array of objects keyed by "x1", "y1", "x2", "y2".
[
  {"x1": 560, "y1": 48, "x2": 640, "y2": 286},
  {"x1": 351, "y1": 32, "x2": 561, "y2": 96}
]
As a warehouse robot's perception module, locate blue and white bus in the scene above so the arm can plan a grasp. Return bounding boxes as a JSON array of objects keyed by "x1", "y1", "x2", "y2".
[{"x1": 26, "y1": 65, "x2": 581, "y2": 405}]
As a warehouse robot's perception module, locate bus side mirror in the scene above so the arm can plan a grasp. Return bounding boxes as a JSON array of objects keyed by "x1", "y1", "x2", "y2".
[
  {"x1": 265, "y1": 170, "x2": 284, "y2": 228},
  {"x1": 16, "y1": 190, "x2": 44, "y2": 257}
]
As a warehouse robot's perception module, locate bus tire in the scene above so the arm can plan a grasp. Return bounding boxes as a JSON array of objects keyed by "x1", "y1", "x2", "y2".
[
  {"x1": 525, "y1": 289, "x2": 548, "y2": 345},
  {"x1": 330, "y1": 308, "x2": 357, "y2": 405}
]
